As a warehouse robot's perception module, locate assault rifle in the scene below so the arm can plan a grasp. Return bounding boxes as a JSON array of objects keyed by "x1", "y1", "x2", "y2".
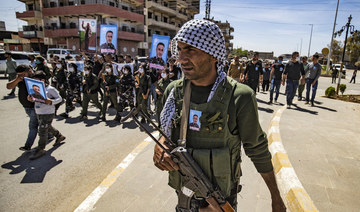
[{"x1": 121, "y1": 106, "x2": 235, "y2": 212}]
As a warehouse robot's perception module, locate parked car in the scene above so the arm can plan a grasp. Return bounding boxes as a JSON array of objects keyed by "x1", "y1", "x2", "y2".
[
  {"x1": 333, "y1": 64, "x2": 346, "y2": 78},
  {"x1": 47, "y1": 48, "x2": 77, "y2": 60},
  {"x1": 0, "y1": 51, "x2": 39, "y2": 76}
]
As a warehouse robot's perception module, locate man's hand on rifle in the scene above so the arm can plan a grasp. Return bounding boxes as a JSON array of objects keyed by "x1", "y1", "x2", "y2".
[{"x1": 153, "y1": 136, "x2": 179, "y2": 171}]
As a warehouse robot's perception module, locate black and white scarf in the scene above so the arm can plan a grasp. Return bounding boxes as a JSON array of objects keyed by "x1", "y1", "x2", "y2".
[{"x1": 160, "y1": 19, "x2": 227, "y2": 138}]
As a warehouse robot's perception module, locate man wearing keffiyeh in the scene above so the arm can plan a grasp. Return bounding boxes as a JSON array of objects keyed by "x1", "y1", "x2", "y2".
[{"x1": 153, "y1": 19, "x2": 286, "y2": 212}]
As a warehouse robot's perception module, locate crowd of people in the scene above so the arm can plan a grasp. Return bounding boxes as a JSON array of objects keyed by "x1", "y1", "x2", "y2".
[
  {"x1": 4, "y1": 49, "x2": 325, "y2": 159},
  {"x1": 227, "y1": 51, "x2": 322, "y2": 108},
  {"x1": 4, "y1": 50, "x2": 182, "y2": 159}
]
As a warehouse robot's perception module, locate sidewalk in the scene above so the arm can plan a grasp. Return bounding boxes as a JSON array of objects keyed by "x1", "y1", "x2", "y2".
[{"x1": 279, "y1": 91, "x2": 360, "y2": 211}]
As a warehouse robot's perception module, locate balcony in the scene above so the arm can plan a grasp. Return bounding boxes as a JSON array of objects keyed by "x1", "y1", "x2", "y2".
[
  {"x1": 148, "y1": 19, "x2": 177, "y2": 31},
  {"x1": 119, "y1": 31, "x2": 144, "y2": 42},
  {"x1": 18, "y1": 31, "x2": 44, "y2": 38},
  {"x1": 42, "y1": 4, "x2": 144, "y2": 23},
  {"x1": 16, "y1": 10, "x2": 42, "y2": 20},
  {"x1": 147, "y1": 1, "x2": 177, "y2": 16},
  {"x1": 44, "y1": 28, "x2": 79, "y2": 38}
]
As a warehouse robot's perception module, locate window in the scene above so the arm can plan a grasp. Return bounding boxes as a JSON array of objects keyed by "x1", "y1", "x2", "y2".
[
  {"x1": 148, "y1": 12, "x2": 152, "y2": 18},
  {"x1": 164, "y1": 32, "x2": 168, "y2": 36},
  {"x1": 50, "y1": 2, "x2": 57, "y2": 7},
  {"x1": 28, "y1": 4, "x2": 34, "y2": 11},
  {"x1": 163, "y1": 17, "x2": 168, "y2": 23},
  {"x1": 154, "y1": 15, "x2": 158, "y2": 21},
  {"x1": 155, "y1": 31, "x2": 160, "y2": 35},
  {"x1": 131, "y1": 28, "x2": 135, "y2": 33},
  {"x1": 122, "y1": 6, "x2": 128, "y2": 10},
  {"x1": 148, "y1": 29, "x2": 152, "y2": 36}
]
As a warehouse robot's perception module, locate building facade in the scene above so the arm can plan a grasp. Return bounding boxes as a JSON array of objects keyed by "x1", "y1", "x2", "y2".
[
  {"x1": 208, "y1": 19, "x2": 234, "y2": 58},
  {"x1": 16, "y1": 0, "x2": 145, "y2": 56},
  {"x1": 145, "y1": 0, "x2": 199, "y2": 55},
  {"x1": 16, "y1": 0, "x2": 200, "y2": 57}
]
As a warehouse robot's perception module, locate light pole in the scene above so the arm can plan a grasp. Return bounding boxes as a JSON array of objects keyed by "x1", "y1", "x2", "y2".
[
  {"x1": 333, "y1": 15, "x2": 358, "y2": 94},
  {"x1": 326, "y1": 0, "x2": 340, "y2": 75},
  {"x1": 307, "y1": 24, "x2": 313, "y2": 58}
]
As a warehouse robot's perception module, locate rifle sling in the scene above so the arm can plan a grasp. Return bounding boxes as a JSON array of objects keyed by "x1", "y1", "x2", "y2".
[{"x1": 178, "y1": 80, "x2": 191, "y2": 147}]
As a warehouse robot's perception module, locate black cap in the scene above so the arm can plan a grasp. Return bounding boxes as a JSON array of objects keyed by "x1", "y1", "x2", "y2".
[{"x1": 15, "y1": 64, "x2": 31, "y2": 73}]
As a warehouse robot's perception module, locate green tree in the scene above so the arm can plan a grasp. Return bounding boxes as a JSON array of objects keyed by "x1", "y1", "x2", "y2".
[
  {"x1": 346, "y1": 31, "x2": 360, "y2": 64},
  {"x1": 327, "y1": 39, "x2": 342, "y2": 63},
  {"x1": 233, "y1": 48, "x2": 249, "y2": 58}
]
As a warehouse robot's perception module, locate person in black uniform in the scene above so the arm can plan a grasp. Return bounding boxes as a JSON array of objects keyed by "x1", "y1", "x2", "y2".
[
  {"x1": 269, "y1": 56, "x2": 285, "y2": 104},
  {"x1": 51, "y1": 61, "x2": 67, "y2": 114},
  {"x1": 101, "y1": 63, "x2": 121, "y2": 122},
  {"x1": 243, "y1": 52, "x2": 263, "y2": 93},
  {"x1": 119, "y1": 65, "x2": 135, "y2": 110},
  {"x1": 62, "y1": 63, "x2": 82, "y2": 118},
  {"x1": 80, "y1": 65, "x2": 103, "y2": 120},
  {"x1": 35, "y1": 55, "x2": 51, "y2": 80},
  {"x1": 282, "y1": 51, "x2": 305, "y2": 108}
]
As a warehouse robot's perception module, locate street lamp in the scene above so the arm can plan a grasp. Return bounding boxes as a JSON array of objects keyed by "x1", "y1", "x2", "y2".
[
  {"x1": 333, "y1": 15, "x2": 358, "y2": 95},
  {"x1": 307, "y1": 24, "x2": 313, "y2": 58}
]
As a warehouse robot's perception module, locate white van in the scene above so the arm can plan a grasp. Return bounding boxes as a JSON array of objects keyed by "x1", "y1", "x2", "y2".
[
  {"x1": 0, "y1": 51, "x2": 39, "y2": 76},
  {"x1": 47, "y1": 48, "x2": 77, "y2": 60}
]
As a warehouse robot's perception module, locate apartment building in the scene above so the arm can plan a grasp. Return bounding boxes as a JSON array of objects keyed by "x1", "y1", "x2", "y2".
[
  {"x1": 208, "y1": 19, "x2": 234, "y2": 58},
  {"x1": 16, "y1": 0, "x2": 200, "y2": 56},
  {"x1": 145, "y1": 0, "x2": 199, "y2": 55},
  {"x1": 16, "y1": 0, "x2": 145, "y2": 56}
]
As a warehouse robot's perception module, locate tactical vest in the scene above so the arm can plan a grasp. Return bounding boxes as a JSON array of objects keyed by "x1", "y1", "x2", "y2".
[
  {"x1": 168, "y1": 77, "x2": 242, "y2": 198},
  {"x1": 105, "y1": 74, "x2": 117, "y2": 93},
  {"x1": 84, "y1": 74, "x2": 97, "y2": 94}
]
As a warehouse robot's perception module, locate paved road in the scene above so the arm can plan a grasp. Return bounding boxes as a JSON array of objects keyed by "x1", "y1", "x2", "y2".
[
  {"x1": 0, "y1": 73, "x2": 359, "y2": 212},
  {"x1": 0, "y1": 78, "x2": 280, "y2": 212}
]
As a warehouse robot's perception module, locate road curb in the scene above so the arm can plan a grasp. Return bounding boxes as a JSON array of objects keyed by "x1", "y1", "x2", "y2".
[{"x1": 267, "y1": 106, "x2": 318, "y2": 212}]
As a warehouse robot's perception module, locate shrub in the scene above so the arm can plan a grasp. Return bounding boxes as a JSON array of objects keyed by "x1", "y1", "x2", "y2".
[
  {"x1": 325, "y1": 86, "x2": 336, "y2": 97},
  {"x1": 339, "y1": 84, "x2": 347, "y2": 95}
]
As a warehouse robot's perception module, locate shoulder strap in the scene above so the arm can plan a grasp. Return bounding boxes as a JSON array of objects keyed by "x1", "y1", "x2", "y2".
[{"x1": 178, "y1": 80, "x2": 191, "y2": 147}]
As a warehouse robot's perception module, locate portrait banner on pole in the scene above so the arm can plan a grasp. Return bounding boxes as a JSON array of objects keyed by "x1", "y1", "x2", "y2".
[
  {"x1": 149, "y1": 34, "x2": 170, "y2": 70},
  {"x1": 79, "y1": 18, "x2": 97, "y2": 52},
  {"x1": 99, "y1": 25, "x2": 118, "y2": 54}
]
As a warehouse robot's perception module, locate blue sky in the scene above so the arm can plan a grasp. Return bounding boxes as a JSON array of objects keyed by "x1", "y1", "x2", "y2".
[{"x1": 1, "y1": 0, "x2": 359, "y2": 56}]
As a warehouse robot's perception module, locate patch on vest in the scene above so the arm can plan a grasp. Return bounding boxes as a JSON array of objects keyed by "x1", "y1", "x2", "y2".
[
  {"x1": 189, "y1": 109, "x2": 202, "y2": 131},
  {"x1": 181, "y1": 186, "x2": 195, "y2": 197}
]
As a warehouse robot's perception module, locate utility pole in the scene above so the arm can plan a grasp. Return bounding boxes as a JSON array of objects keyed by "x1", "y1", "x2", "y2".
[
  {"x1": 300, "y1": 38, "x2": 303, "y2": 56},
  {"x1": 334, "y1": 15, "x2": 358, "y2": 94},
  {"x1": 308, "y1": 24, "x2": 313, "y2": 58},
  {"x1": 326, "y1": 0, "x2": 340, "y2": 75},
  {"x1": 205, "y1": 0, "x2": 211, "y2": 20}
]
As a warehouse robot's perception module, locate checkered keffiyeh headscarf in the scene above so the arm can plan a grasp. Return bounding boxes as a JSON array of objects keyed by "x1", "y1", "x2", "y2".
[
  {"x1": 160, "y1": 19, "x2": 228, "y2": 138},
  {"x1": 171, "y1": 19, "x2": 227, "y2": 74}
]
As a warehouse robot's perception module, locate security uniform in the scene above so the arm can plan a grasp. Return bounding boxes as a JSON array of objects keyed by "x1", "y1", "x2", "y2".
[
  {"x1": 269, "y1": 61, "x2": 285, "y2": 102},
  {"x1": 81, "y1": 73, "x2": 102, "y2": 117},
  {"x1": 244, "y1": 60, "x2": 263, "y2": 93},
  {"x1": 161, "y1": 77, "x2": 273, "y2": 211},
  {"x1": 137, "y1": 73, "x2": 151, "y2": 119},
  {"x1": 119, "y1": 73, "x2": 135, "y2": 110},
  {"x1": 101, "y1": 73, "x2": 121, "y2": 121}
]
